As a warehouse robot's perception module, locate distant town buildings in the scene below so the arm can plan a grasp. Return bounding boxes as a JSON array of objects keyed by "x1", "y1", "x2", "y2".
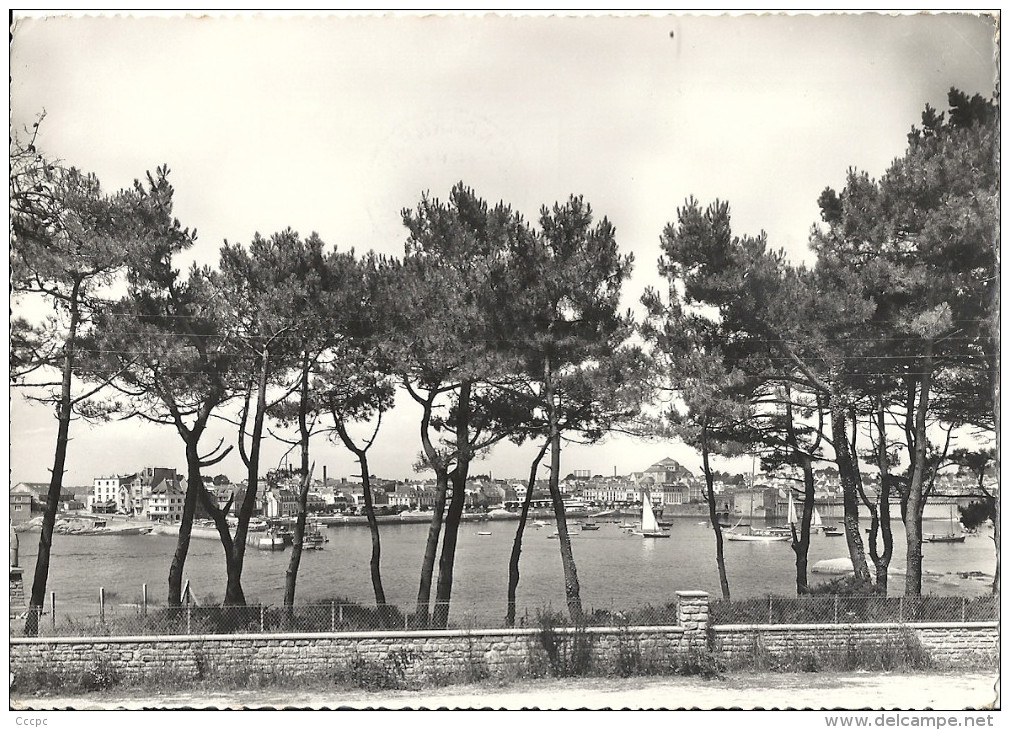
[{"x1": 9, "y1": 456, "x2": 997, "y2": 524}]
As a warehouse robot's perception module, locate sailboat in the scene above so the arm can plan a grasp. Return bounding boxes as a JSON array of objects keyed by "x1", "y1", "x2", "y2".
[
  {"x1": 812, "y1": 506, "x2": 824, "y2": 532},
  {"x1": 725, "y1": 497, "x2": 790, "y2": 542},
  {"x1": 632, "y1": 490, "x2": 670, "y2": 538},
  {"x1": 925, "y1": 505, "x2": 966, "y2": 543}
]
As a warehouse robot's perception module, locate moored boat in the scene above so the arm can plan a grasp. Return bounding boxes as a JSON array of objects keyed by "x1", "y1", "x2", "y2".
[
  {"x1": 726, "y1": 531, "x2": 791, "y2": 542},
  {"x1": 925, "y1": 533, "x2": 966, "y2": 544},
  {"x1": 631, "y1": 490, "x2": 670, "y2": 538},
  {"x1": 256, "y1": 530, "x2": 287, "y2": 551}
]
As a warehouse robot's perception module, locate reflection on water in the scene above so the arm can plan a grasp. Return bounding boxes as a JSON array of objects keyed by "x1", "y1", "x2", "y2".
[{"x1": 15, "y1": 517, "x2": 995, "y2": 610}]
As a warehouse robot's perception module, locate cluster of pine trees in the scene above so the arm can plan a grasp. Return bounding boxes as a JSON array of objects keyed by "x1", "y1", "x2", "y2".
[{"x1": 11, "y1": 89, "x2": 997, "y2": 636}]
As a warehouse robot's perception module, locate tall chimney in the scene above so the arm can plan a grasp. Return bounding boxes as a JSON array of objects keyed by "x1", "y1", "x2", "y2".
[{"x1": 323, "y1": 465, "x2": 327, "y2": 485}]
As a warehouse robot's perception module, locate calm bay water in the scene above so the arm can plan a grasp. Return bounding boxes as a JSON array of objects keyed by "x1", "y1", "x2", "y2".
[{"x1": 16, "y1": 517, "x2": 996, "y2": 613}]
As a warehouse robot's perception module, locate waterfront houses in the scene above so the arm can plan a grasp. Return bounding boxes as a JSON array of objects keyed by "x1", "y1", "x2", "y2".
[
  {"x1": 10, "y1": 483, "x2": 36, "y2": 525},
  {"x1": 88, "y1": 467, "x2": 182, "y2": 518},
  {"x1": 264, "y1": 488, "x2": 299, "y2": 519}
]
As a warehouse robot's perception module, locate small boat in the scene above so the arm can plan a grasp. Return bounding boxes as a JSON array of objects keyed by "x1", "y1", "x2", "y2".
[
  {"x1": 303, "y1": 533, "x2": 325, "y2": 550},
  {"x1": 718, "y1": 521, "x2": 749, "y2": 528},
  {"x1": 580, "y1": 521, "x2": 600, "y2": 531},
  {"x1": 925, "y1": 534, "x2": 966, "y2": 544},
  {"x1": 812, "y1": 506, "x2": 824, "y2": 532},
  {"x1": 303, "y1": 522, "x2": 329, "y2": 550},
  {"x1": 532, "y1": 520, "x2": 549, "y2": 528},
  {"x1": 760, "y1": 527, "x2": 792, "y2": 536},
  {"x1": 657, "y1": 521, "x2": 673, "y2": 528},
  {"x1": 618, "y1": 522, "x2": 638, "y2": 529},
  {"x1": 726, "y1": 531, "x2": 791, "y2": 542},
  {"x1": 256, "y1": 530, "x2": 287, "y2": 551},
  {"x1": 823, "y1": 526, "x2": 843, "y2": 536},
  {"x1": 631, "y1": 491, "x2": 670, "y2": 538},
  {"x1": 925, "y1": 506, "x2": 966, "y2": 544}
]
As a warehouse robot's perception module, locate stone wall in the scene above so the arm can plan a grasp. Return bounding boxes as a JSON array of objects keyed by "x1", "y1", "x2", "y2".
[
  {"x1": 713, "y1": 622, "x2": 998, "y2": 667},
  {"x1": 10, "y1": 625, "x2": 691, "y2": 684},
  {"x1": 10, "y1": 591, "x2": 997, "y2": 683}
]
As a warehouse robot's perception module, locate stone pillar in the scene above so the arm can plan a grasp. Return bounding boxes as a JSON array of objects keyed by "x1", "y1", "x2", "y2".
[{"x1": 676, "y1": 590, "x2": 710, "y2": 632}]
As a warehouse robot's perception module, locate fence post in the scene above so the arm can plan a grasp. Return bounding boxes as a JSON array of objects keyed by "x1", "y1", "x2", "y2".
[
  {"x1": 767, "y1": 595, "x2": 773, "y2": 624},
  {"x1": 142, "y1": 583, "x2": 148, "y2": 617},
  {"x1": 833, "y1": 594, "x2": 839, "y2": 623},
  {"x1": 961, "y1": 596, "x2": 967, "y2": 622},
  {"x1": 100, "y1": 586, "x2": 106, "y2": 624},
  {"x1": 186, "y1": 602, "x2": 192, "y2": 634},
  {"x1": 331, "y1": 602, "x2": 336, "y2": 632},
  {"x1": 899, "y1": 596, "x2": 904, "y2": 623},
  {"x1": 339, "y1": 604, "x2": 344, "y2": 625},
  {"x1": 260, "y1": 604, "x2": 266, "y2": 632},
  {"x1": 50, "y1": 591, "x2": 56, "y2": 630}
]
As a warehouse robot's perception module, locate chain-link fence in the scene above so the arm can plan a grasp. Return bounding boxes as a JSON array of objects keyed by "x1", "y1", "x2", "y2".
[
  {"x1": 10, "y1": 599, "x2": 689, "y2": 638},
  {"x1": 10, "y1": 594, "x2": 997, "y2": 637},
  {"x1": 710, "y1": 594, "x2": 998, "y2": 625}
]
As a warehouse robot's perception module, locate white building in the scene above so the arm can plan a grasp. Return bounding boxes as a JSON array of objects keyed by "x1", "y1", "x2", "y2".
[
  {"x1": 147, "y1": 480, "x2": 186, "y2": 522},
  {"x1": 91, "y1": 474, "x2": 134, "y2": 513},
  {"x1": 91, "y1": 467, "x2": 180, "y2": 516}
]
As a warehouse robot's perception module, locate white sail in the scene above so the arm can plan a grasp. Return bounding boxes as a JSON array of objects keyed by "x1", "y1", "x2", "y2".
[
  {"x1": 812, "y1": 506, "x2": 823, "y2": 528},
  {"x1": 641, "y1": 491, "x2": 660, "y2": 533},
  {"x1": 787, "y1": 491, "x2": 797, "y2": 526}
]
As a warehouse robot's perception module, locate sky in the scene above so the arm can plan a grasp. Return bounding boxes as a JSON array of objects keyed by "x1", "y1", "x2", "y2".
[{"x1": 8, "y1": 10, "x2": 999, "y2": 487}]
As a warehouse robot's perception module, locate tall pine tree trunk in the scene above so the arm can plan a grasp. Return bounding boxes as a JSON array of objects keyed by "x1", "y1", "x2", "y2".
[
  {"x1": 700, "y1": 433, "x2": 730, "y2": 600},
  {"x1": 546, "y1": 395, "x2": 583, "y2": 624},
  {"x1": 359, "y1": 454, "x2": 387, "y2": 613},
  {"x1": 507, "y1": 439, "x2": 549, "y2": 626},
  {"x1": 992, "y1": 500, "x2": 1000, "y2": 595},
  {"x1": 25, "y1": 280, "x2": 80, "y2": 636},
  {"x1": 872, "y1": 399, "x2": 894, "y2": 593},
  {"x1": 169, "y1": 435, "x2": 206, "y2": 606},
  {"x1": 202, "y1": 482, "x2": 242, "y2": 606},
  {"x1": 284, "y1": 358, "x2": 312, "y2": 608},
  {"x1": 412, "y1": 389, "x2": 448, "y2": 628},
  {"x1": 831, "y1": 404, "x2": 871, "y2": 584},
  {"x1": 905, "y1": 347, "x2": 933, "y2": 597},
  {"x1": 229, "y1": 348, "x2": 271, "y2": 605},
  {"x1": 415, "y1": 469, "x2": 449, "y2": 627},
  {"x1": 432, "y1": 380, "x2": 472, "y2": 629},
  {"x1": 790, "y1": 456, "x2": 815, "y2": 595}
]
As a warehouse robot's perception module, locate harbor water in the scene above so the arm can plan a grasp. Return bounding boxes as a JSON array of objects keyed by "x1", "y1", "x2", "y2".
[{"x1": 14, "y1": 516, "x2": 996, "y2": 614}]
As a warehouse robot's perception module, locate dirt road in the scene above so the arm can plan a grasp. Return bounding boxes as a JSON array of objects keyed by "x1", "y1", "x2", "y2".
[{"x1": 12, "y1": 671, "x2": 999, "y2": 710}]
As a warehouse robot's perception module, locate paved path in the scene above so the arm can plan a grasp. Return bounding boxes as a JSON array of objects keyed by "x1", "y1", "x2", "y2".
[{"x1": 12, "y1": 672, "x2": 999, "y2": 710}]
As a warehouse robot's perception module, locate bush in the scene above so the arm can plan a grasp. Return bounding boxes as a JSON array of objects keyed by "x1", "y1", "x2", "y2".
[
  {"x1": 80, "y1": 657, "x2": 121, "y2": 690},
  {"x1": 345, "y1": 649, "x2": 421, "y2": 690},
  {"x1": 672, "y1": 644, "x2": 725, "y2": 680},
  {"x1": 807, "y1": 575, "x2": 878, "y2": 596},
  {"x1": 535, "y1": 610, "x2": 593, "y2": 678}
]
